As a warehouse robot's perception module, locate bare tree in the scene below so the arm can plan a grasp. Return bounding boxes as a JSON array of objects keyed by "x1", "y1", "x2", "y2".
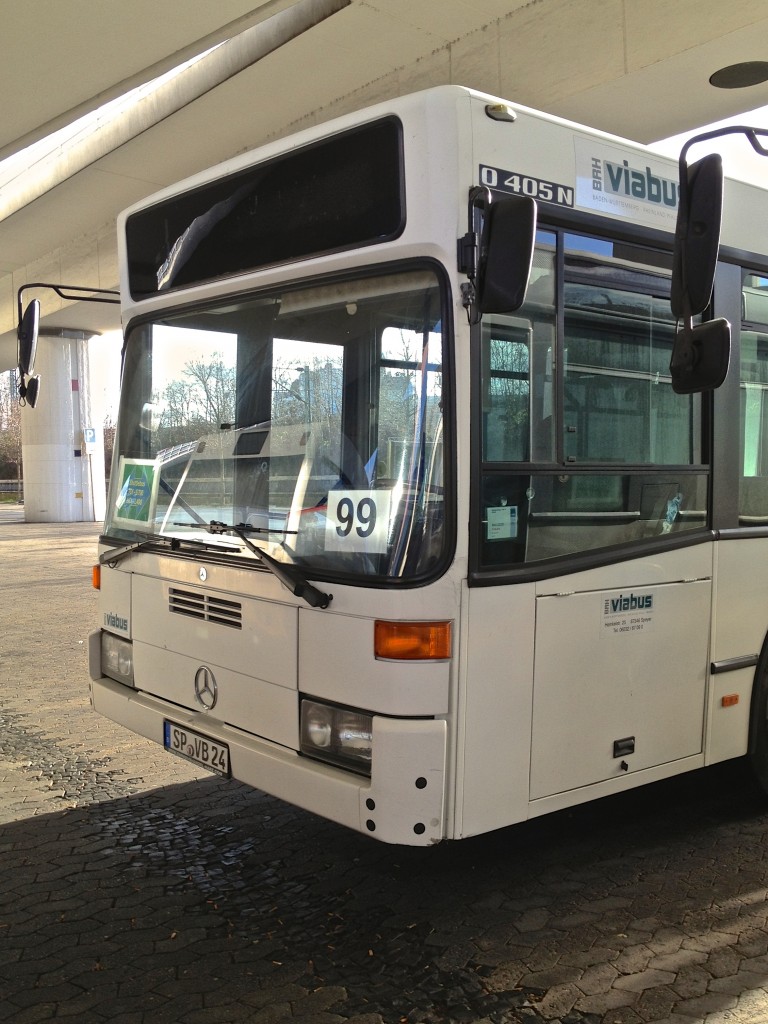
[
  {"x1": 182, "y1": 356, "x2": 236, "y2": 427},
  {"x1": 103, "y1": 413, "x2": 116, "y2": 479},
  {"x1": 0, "y1": 371, "x2": 23, "y2": 494},
  {"x1": 161, "y1": 378, "x2": 197, "y2": 429}
]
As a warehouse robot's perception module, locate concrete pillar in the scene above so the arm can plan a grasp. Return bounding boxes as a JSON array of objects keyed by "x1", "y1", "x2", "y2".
[{"x1": 21, "y1": 330, "x2": 106, "y2": 522}]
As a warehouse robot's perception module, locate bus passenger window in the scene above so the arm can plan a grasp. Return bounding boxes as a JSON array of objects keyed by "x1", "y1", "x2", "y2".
[
  {"x1": 740, "y1": 273, "x2": 768, "y2": 524},
  {"x1": 562, "y1": 234, "x2": 696, "y2": 466}
]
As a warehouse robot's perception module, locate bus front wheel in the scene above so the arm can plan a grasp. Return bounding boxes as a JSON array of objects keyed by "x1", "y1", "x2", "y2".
[{"x1": 748, "y1": 649, "x2": 768, "y2": 795}]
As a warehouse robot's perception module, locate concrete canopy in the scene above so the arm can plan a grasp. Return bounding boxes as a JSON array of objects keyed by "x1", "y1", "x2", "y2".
[{"x1": 3, "y1": 0, "x2": 768, "y2": 351}]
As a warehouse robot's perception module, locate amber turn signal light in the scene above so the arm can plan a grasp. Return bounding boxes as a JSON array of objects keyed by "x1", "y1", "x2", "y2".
[{"x1": 374, "y1": 620, "x2": 451, "y2": 660}]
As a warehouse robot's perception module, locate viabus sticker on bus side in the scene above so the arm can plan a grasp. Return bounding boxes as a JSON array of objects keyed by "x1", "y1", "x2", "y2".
[{"x1": 601, "y1": 591, "x2": 655, "y2": 638}]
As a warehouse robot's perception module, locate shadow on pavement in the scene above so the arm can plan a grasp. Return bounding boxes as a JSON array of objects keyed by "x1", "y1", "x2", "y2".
[{"x1": 2, "y1": 759, "x2": 768, "y2": 1024}]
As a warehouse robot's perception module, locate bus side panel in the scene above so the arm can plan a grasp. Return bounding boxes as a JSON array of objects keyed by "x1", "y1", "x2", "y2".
[
  {"x1": 708, "y1": 538, "x2": 768, "y2": 763},
  {"x1": 458, "y1": 582, "x2": 536, "y2": 839},
  {"x1": 530, "y1": 579, "x2": 711, "y2": 799}
]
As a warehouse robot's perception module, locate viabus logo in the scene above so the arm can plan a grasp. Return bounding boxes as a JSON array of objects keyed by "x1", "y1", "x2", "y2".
[
  {"x1": 602, "y1": 159, "x2": 678, "y2": 209},
  {"x1": 604, "y1": 593, "x2": 653, "y2": 615},
  {"x1": 104, "y1": 611, "x2": 128, "y2": 631}
]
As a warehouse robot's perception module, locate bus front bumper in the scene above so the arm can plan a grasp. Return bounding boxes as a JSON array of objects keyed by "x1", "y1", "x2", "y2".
[{"x1": 90, "y1": 676, "x2": 448, "y2": 845}]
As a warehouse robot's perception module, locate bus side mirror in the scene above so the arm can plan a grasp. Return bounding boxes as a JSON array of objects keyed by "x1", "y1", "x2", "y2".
[
  {"x1": 18, "y1": 374, "x2": 41, "y2": 409},
  {"x1": 670, "y1": 318, "x2": 730, "y2": 394},
  {"x1": 670, "y1": 152, "x2": 730, "y2": 393},
  {"x1": 17, "y1": 298, "x2": 40, "y2": 377},
  {"x1": 671, "y1": 154, "x2": 723, "y2": 319},
  {"x1": 16, "y1": 298, "x2": 42, "y2": 408},
  {"x1": 476, "y1": 195, "x2": 537, "y2": 314}
]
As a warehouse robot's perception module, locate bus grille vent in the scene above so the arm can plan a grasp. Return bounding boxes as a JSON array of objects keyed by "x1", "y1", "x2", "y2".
[{"x1": 168, "y1": 587, "x2": 243, "y2": 629}]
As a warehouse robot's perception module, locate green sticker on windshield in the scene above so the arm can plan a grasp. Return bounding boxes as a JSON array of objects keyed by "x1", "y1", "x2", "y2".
[{"x1": 113, "y1": 457, "x2": 160, "y2": 529}]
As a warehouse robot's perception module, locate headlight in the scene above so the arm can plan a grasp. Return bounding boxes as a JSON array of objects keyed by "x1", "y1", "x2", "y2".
[
  {"x1": 101, "y1": 631, "x2": 134, "y2": 686},
  {"x1": 300, "y1": 699, "x2": 372, "y2": 775}
]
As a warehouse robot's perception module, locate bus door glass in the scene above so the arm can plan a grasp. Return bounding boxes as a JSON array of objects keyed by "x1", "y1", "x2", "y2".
[{"x1": 476, "y1": 229, "x2": 708, "y2": 570}]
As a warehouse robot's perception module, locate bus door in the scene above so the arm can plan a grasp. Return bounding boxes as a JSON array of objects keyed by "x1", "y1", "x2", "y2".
[{"x1": 475, "y1": 229, "x2": 714, "y2": 804}]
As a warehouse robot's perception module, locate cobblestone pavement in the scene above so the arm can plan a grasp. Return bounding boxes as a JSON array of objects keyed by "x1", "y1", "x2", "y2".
[{"x1": 3, "y1": 506, "x2": 768, "y2": 1024}]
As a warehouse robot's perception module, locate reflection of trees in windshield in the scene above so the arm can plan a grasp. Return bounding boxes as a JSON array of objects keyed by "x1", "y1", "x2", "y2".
[
  {"x1": 378, "y1": 329, "x2": 442, "y2": 485},
  {"x1": 155, "y1": 353, "x2": 236, "y2": 448},
  {"x1": 271, "y1": 356, "x2": 342, "y2": 425},
  {"x1": 379, "y1": 332, "x2": 418, "y2": 458}
]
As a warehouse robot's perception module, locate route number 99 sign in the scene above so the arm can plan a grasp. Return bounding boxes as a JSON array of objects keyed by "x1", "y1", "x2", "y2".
[{"x1": 324, "y1": 490, "x2": 392, "y2": 553}]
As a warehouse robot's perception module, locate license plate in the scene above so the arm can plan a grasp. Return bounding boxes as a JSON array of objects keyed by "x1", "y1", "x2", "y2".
[{"x1": 163, "y1": 720, "x2": 230, "y2": 777}]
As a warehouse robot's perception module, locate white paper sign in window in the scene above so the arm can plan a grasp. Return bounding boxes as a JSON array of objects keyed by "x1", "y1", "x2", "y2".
[
  {"x1": 486, "y1": 505, "x2": 518, "y2": 541},
  {"x1": 325, "y1": 490, "x2": 392, "y2": 553}
]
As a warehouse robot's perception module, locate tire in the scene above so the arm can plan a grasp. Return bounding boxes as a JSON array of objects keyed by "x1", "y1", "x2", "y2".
[{"x1": 748, "y1": 643, "x2": 768, "y2": 795}]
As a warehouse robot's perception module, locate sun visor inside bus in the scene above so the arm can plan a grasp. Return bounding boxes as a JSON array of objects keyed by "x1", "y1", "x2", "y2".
[{"x1": 125, "y1": 118, "x2": 406, "y2": 299}]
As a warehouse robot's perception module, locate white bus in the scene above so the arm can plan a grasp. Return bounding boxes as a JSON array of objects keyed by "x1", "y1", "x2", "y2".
[{"x1": 87, "y1": 85, "x2": 768, "y2": 845}]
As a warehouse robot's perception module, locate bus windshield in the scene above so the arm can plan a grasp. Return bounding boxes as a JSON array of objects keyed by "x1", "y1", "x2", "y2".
[{"x1": 105, "y1": 265, "x2": 449, "y2": 583}]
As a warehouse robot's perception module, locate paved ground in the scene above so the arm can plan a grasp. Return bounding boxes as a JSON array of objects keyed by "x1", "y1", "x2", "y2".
[{"x1": 3, "y1": 503, "x2": 768, "y2": 1024}]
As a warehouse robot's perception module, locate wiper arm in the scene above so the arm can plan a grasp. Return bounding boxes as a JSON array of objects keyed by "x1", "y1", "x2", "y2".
[
  {"x1": 207, "y1": 520, "x2": 332, "y2": 609},
  {"x1": 159, "y1": 477, "x2": 207, "y2": 525},
  {"x1": 99, "y1": 534, "x2": 239, "y2": 566}
]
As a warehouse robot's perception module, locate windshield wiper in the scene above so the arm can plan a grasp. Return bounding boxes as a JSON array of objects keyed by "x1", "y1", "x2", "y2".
[
  {"x1": 99, "y1": 534, "x2": 239, "y2": 567},
  {"x1": 207, "y1": 520, "x2": 332, "y2": 609},
  {"x1": 177, "y1": 520, "x2": 297, "y2": 536}
]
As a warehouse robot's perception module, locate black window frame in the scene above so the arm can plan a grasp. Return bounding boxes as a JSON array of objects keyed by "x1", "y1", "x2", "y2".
[
  {"x1": 469, "y1": 217, "x2": 714, "y2": 585},
  {"x1": 107, "y1": 258, "x2": 458, "y2": 592},
  {"x1": 738, "y1": 266, "x2": 768, "y2": 527},
  {"x1": 125, "y1": 117, "x2": 406, "y2": 299}
]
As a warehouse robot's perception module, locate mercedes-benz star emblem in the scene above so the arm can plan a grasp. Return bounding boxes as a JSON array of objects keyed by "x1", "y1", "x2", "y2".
[{"x1": 194, "y1": 665, "x2": 218, "y2": 710}]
